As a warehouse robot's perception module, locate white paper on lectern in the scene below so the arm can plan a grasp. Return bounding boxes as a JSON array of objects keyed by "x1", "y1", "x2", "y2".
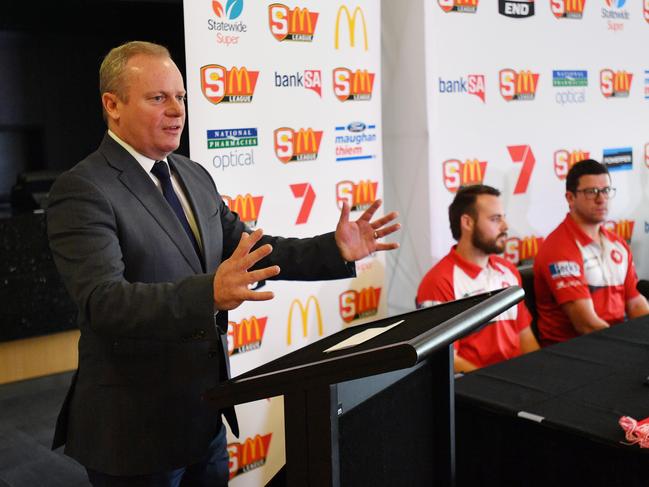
[{"x1": 323, "y1": 320, "x2": 405, "y2": 353}]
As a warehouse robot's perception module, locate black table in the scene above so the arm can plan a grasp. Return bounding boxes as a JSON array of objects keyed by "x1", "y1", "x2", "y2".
[{"x1": 455, "y1": 317, "x2": 649, "y2": 487}]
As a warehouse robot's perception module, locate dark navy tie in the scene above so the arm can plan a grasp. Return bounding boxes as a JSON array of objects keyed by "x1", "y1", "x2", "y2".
[{"x1": 151, "y1": 160, "x2": 202, "y2": 258}]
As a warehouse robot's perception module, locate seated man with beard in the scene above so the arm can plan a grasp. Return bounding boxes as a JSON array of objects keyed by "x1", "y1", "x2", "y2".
[
  {"x1": 416, "y1": 185, "x2": 539, "y2": 373},
  {"x1": 534, "y1": 159, "x2": 649, "y2": 346}
]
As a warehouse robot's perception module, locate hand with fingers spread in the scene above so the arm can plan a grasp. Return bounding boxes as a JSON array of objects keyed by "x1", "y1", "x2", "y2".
[
  {"x1": 335, "y1": 199, "x2": 401, "y2": 262},
  {"x1": 213, "y1": 228, "x2": 281, "y2": 311}
]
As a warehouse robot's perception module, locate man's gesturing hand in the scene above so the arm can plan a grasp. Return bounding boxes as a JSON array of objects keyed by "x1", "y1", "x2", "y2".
[{"x1": 213, "y1": 229, "x2": 280, "y2": 311}]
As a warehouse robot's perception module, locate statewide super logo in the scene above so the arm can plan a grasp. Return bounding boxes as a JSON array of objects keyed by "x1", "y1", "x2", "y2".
[
  {"x1": 336, "y1": 180, "x2": 378, "y2": 211},
  {"x1": 602, "y1": 147, "x2": 632, "y2": 171},
  {"x1": 600, "y1": 69, "x2": 632, "y2": 98},
  {"x1": 201, "y1": 65, "x2": 259, "y2": 105},
  {"x1": 550, "y1": 0, "x2": 585, "y2": 18},
  {"x1": 268, "y1": 4, "x2": 319, "y2": 42},
  {"x1": 227, "y1": 316, "x2": 268, "y2": 355},
  {"x1": 335, "y1": 122, "x2": 378, "y2": 162},
  {"x1": 505, "y1": 236, "x2": 544, "y2": 265},
  {"x1": 554, "y1": 149, "x2": 590, "y2": 179},
  {"x1": 287, "y1": 296, "x2": 323, "y2": 345},
  {"x1": 499, "y1": 0, "x2": 535, "y2": 18},
  {"x1": 438, "y1": 75, "x2": 486, "y2": 103},
  {"x1": 223, "y1": 193, "x2": 263, "y2": 227},
  {"x1": 209, "y1": 0, "x2": 247, "y2": 47},
  {"x1": 602, "y1": 0, "x2": 629, "y2": 31},
  {"x1": 443, "y1": 159, "x2": 487, "y2": 193},
  {"x1": 333, "y1": 68, "x2": 375, "y2": 101},
  {"x1": 438, "y1": 0, "x2": 478, "y2": 12},
  {"x1": 228, "y1": 433, "x2": 272, "y2": 480},
  {"x1": 334, "y1": 5, "x2": 368, "y2": 50},
  {"x1": 208, "y1": 128, "x2": 257, "y2": 171},
  {"x1": 499, "y1": 69, "x2": 539, "y2": 101},
  {"x1": 339, "y1": 287, "x2": 381, "y2": 323},
  {"x1": 274, "y1": 70, "x2": 322, "y2": 97},
  {"x1": 604, "y1": 219, "x2": 634, "y2": 242},
  {"x1": 274, "y1": 127, "x2": 323, "y2": 163},
  {"x1": 553, "y1": 70, "x2": 587, "y2": 105}
]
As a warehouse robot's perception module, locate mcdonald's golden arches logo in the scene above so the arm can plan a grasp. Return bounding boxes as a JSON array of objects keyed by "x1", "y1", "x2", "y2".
[
  {"x1": 227, "y1": 316, "x2": 268, "y2": 356},
  {"x1": 228, "y1": 433, "x2": 272, "y2": 480},
  {"x1": 438, "y1": 0, "x2": 479, "y2": 13},
  {"x1": 223, "y1": 193, "x2": 263, "y2": 227},
  {"x1": 333, "y1": 67, "x2": 375, "y2": 102},
  {"x1": 269, "y1": 4, "x2": 319, "y2": 41},
  {"x1": 336, "y1": 180, "x2": 379, "y2": 211},
  {"x1": 339, "y1": 286, "x2": 382, "y2": 323},
  {"x1": 553, "y1": 149, "x2": 590, "y2": 180},
  {"x1": 273, "y1": 127, "x2": 323, "y2": 163},
  {"x1": 442, "y1": 159, "x2": 487, "y2": 192},
  {"x1": 499, "y1": 69, "x2": 539, "y2": 101},
  {"x1": 287, "y1": 296, "x2": 323, "y2": 345},
  {"x1": 505, "y1": 236, "x2": 544, "y2": 265},
  {"x1": 600, "y1": 69, "x2": 633, "y2": 98},
  {"x1": 200, "y1": 65, "x2": 259, "y2": 105},
  {"x1": 550, "y1": 0, "x2": 585, "y2": 18},
  {"x1": 334, "y1": 5, "x2": 368, "y2": 50}
]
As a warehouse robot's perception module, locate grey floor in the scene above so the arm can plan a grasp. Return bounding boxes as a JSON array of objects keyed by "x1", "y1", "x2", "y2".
[{"x1": 0, "y1": 371, "x2": 89, "y2": 486}]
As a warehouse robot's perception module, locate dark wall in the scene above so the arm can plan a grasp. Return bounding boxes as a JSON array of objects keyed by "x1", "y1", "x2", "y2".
[{"x1": 0, "y1": 0, "x2": 187, "y2": 178}]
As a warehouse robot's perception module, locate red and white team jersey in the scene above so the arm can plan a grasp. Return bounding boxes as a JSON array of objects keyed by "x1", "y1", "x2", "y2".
[
  {"x1": 534, "y1": 214, "x2": 640, "y2": 346},
  {"x1": 416, "y1": 247, "x2": 531, "y2": 368}
]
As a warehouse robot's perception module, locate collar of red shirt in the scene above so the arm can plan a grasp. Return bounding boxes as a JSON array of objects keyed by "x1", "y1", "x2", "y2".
[
  {"x1": 563, "y1": 213, "x2": 615, "y2": 247},
  {"x1": 449, "y1": 245, "x2": 504, "y2": 279}
]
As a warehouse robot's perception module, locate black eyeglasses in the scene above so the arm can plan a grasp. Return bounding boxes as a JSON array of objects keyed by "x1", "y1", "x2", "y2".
[{"x1": 574, "y1": 187, "x2": 616, "y2": 200}]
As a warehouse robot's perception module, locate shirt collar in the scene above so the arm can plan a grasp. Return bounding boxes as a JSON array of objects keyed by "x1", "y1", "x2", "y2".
[
  {"x1": 449, "y1": 245, "x2": 503, "y2": 279},
  {"x1": 564, "y1": 213, "x2": 609, "y2": 247},
  {"x1": 107, "y1": 130, "x2": 167, "y2": 174}
]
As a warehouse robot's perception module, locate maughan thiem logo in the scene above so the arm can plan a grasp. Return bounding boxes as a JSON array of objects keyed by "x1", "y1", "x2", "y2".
[{"x1": 335, "y1": 122, "x2": 378, "y2": 162}]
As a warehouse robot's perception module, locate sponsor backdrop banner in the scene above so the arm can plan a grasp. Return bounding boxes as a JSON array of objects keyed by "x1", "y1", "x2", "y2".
[
  {"x1": 425, "y1": 0, "x2": 649, "y2": 277},
  {"x1": 183, "y1": 1, "x2": 383, "y2": 485}
]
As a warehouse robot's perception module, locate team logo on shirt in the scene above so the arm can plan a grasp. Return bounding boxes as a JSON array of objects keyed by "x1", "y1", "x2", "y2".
[
  {"x1": 504, "y1": 236, "x2": 544, "y2": 265},
  {"x1": 201, "y1": 65, "x2": 260, "y2": 105},
  {"x1": 554, "y1": 149, "x2": 590, "y2": 180},
  {"x1": 549, "y1": 261, "x2": 581, "y2": 279},
  {"x1": 499, "y1": 69, "x2": 539, "y2": 101},
  {"x1": 610, "y1": 249, "x2": 623, "y2": 264},
  {"x1": 336, "y1": 180, "x2": 379, "y2": 211},
  {"x1": 227, "y1": 316, "x2": 268, "y2": 356},
  {"x1": 228, "y1": 433, "x2": 272, "y2": 480},
  {"x1": 438, "y1": 0, "x2": 479, "y2": 13},
  {"x1": 339, "y1": 286, "x2": 382, "y2": 323},
  {"x1": 223, "y1": 193, "x2": 263, "y2": 228},
  {"x1": 442, "y1": 159, "x2": 487, "y2": 192},
  {"x1": 268, "y1": 4, "x2": 319, "y2": 42},
  {"x1": 604, "y1": 219, "x2": 634, "y2": 242},
  {"x1": 550, "y1": 0, "x2": 585, "y2": 18}
]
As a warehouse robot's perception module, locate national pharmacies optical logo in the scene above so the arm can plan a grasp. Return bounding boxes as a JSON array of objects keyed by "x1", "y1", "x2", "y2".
[
  {"x1": 209, "y1": 0, "x2": 248, "y2": 47},
  {"x1": 207, "y1": 128, "x2": 257, "y2": 172},
  {"x1": 437, "y1": 0, "x2": 479, "y2": 13},
  {"x1": 553, "y1": 70, "x2": 587, "y2": 105}
]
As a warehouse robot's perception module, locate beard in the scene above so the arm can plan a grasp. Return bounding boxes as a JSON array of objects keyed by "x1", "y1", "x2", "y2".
[{"x1": 472, "y1": 226, "x2": 507, "y2": 255}]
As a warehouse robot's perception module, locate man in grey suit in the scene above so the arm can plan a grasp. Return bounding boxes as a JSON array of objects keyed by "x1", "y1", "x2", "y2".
[{"x1": 47, "y1": 41, "x2": 400, "y2": 486}]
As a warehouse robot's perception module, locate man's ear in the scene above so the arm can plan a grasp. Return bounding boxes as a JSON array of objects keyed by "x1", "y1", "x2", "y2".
[
  {"x1": 102, "y1": 92, "x2": 120, "y2": 123},
  {"x1": 565, "y1": 191, "x2": 575, "y2": 210},
  {"x1": 460, "y1": 213, "x2": 474, "y2": 235}
]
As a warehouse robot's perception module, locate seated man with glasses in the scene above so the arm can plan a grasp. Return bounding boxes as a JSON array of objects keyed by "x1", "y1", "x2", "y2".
[{"x1": 534, "y1": 159, "x2": 649, "y2": 346}]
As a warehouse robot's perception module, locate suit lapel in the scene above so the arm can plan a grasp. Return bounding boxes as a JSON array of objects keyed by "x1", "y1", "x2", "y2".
[{"x1": 99, "y1": 135, "x2": 203, "y2": 274}]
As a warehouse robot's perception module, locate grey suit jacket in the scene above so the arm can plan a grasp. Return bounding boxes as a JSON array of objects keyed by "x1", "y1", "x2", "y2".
[{"x1": 47, "y1": 134, "x2": 354, "y2": 475}]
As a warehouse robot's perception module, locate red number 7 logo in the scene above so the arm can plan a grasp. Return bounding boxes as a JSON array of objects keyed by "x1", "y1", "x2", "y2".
[
  {"x1": 508, "y1": 145, "x2": 535, "y2": 195},
  {"x1": 290, "y1": 183, "x2": 316, "y2": 225}
]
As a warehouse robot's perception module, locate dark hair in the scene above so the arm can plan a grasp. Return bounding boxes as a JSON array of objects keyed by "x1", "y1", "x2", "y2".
[
  {"x1": 565, "y1": 159, "x2": 609, "y2": 193},
  {"x1": 449, "y1": 185, "x2": 500, "y2": 241}
]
